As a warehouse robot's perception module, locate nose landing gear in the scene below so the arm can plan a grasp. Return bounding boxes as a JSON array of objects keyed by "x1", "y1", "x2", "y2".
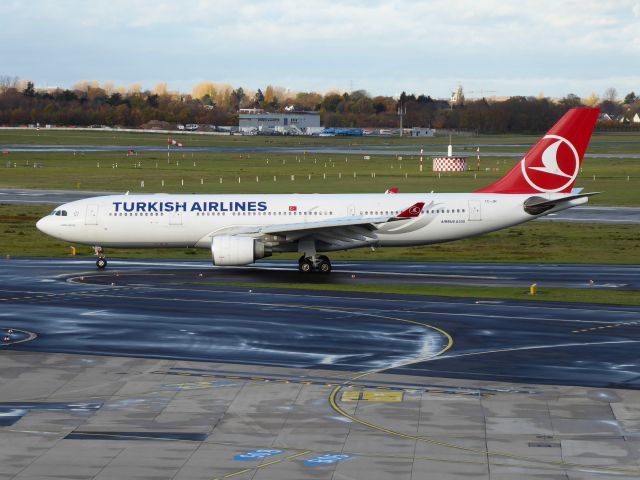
[
  {"x1": 94, "y1": 246, "x2": 107, "y2": 269},
  {"x1": 298, "y1": 255, "x2": 332, "y2": 274}
]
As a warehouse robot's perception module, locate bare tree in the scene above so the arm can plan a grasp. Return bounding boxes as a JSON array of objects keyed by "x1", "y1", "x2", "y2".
[
  {"x1": 0, "y1": 75, "x2": 19, "y2": 93},
  {"x1": 603, "y1": 87, "x2": 618, "y2": 103}
]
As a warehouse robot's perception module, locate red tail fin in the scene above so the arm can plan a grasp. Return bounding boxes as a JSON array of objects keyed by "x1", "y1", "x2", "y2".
[{"x1": 475, "y1": 108, "x2": 599, "y2": 194}]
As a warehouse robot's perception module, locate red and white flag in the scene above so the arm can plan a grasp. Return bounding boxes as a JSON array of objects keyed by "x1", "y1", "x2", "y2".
[{"x1": 288, "y1": 205, "x2": 297, "y2": 211}]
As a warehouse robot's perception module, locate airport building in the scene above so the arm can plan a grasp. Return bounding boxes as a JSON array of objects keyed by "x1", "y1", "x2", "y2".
[{"x1": 239, "y1": 109, "x2": 321, "y2": 134}]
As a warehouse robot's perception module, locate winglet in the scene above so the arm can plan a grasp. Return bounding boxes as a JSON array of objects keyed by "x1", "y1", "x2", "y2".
[
  {"x1": 385, "y1": 187, "x2": 399, "y2": 194},
  {"x1": 396, "y1": 202, "x2": 424, "y2": 218}
]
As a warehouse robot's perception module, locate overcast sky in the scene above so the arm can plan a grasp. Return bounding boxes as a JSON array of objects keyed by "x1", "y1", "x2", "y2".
[{"x1": 2, "y1": 0, "x2": 639, "y2": 99}]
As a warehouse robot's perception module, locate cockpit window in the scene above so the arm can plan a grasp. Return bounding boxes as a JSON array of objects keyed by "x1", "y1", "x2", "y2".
[
  {"x1": 61, "y1": 210, "x2": 67, "y2": 216},
  {"x1": 51, "y1": 210, "x2": 67, "y2": 216}
]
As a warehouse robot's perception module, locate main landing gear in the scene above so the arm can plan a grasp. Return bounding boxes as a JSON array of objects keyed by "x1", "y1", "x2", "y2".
[
  {"x1": 298, "y1": 255, "x2": 332, "y2": 274},
  {"x1": 94, "y1": 246, "x2": 107, "y2": 269}
]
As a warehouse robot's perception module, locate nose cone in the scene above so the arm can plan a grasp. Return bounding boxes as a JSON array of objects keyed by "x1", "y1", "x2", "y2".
[{"x1": 36, "y1": 216, "x2": 52, "y2": 235}]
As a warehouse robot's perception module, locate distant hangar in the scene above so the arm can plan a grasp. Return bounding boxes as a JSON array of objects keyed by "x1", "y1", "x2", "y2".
[{"x1": 239, "y1": 109, "x2": 321, "y2": 134}]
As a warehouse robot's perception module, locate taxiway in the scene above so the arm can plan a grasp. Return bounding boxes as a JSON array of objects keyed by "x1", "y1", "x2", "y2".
[
  {"x1": 2, "y1": 258, "x2": 639, "y2": 387},
  {"x1": 2, "y1": 257, "x2": 640, "y2": 479}
]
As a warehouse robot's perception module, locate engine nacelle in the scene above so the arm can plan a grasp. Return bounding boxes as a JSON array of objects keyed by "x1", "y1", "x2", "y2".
[{"x1": 211, "y1": 235, "x2": 271, "y2": 266}]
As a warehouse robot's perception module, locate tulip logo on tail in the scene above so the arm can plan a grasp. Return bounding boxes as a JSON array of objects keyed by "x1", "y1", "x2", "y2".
[{"x1": 521, "y1": 134, "x2": 580, "y2": 193}]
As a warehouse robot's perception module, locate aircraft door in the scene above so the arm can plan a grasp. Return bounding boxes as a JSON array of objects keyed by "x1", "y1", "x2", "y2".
[
  {"x1": 85, "y1": 205, "x2": 98, "y2": 225},
  {"x1": 347, "y1": 205, "x2": 356, "y2": 216},
  {"x1": 468, "y1": 200, "x2": 482, "y2": 221}
]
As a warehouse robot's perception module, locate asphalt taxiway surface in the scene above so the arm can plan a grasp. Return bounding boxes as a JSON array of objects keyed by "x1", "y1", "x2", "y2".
[
  {"x1": 4, "y1": 142, "x2": 640, "y2": 159},
  {"x1": 3, "y1": 257, "x2": 640, "y2": 479},
  {"x1": 2, "y1": 188, "x2": 639, "y2": 223},
  {"x1": 2, "y1": 258, "x2": 639, "y2": 388}
]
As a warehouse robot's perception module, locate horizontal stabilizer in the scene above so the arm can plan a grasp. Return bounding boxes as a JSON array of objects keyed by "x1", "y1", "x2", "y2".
[{"x1": 523, "y1": 192, "x2": 600, "y2": 215}]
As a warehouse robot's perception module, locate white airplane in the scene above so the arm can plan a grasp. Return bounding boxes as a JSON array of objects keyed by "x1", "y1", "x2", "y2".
[{"x1": 37, "y1": 108, "x2": 600, "y2": 273}]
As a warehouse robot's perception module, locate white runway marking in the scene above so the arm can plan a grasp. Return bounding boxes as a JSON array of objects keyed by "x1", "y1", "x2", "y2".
[{"x1": 80, "y1": 310, "x2": 111, "y2": 316}]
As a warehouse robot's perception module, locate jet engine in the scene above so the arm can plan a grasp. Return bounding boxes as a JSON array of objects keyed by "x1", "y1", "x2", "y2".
[{"x1": 211, "y1": 235, "x2": 271, "y2": 266}]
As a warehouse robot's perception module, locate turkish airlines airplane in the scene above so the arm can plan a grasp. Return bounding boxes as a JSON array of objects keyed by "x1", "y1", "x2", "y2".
[{"x1": 36, "y1": 108, "x2": 599, "y2": 273}]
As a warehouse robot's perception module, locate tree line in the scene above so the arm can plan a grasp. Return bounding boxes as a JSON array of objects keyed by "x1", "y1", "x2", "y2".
[{"x1": 1, "y1": 76, "x2": 638, "y2": 133}]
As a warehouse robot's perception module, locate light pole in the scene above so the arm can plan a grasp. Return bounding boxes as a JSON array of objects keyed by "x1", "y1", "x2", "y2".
[{"x1": 397, "y1": 102, "x2": 406, "y2": 137}]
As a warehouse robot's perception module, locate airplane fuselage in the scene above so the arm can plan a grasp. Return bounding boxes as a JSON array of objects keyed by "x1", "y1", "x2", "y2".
[{"x1": 37, "y1": 192, "x2": 587, "y2": 251}]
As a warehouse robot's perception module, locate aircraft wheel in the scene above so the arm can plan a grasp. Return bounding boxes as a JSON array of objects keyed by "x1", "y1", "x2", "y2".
[
  {"x1": 298, "y1": 258, "x2": 313, "y2": 273},
  {"x1": 317, "y1": 259, "x2": 332, "y2": 274},
  {"x1": 96, "y1": 257, "x2": 107, "y2": 269}
]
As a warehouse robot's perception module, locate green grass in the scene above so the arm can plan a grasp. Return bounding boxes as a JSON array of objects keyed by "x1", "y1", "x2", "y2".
[
  {"x1": 2, "y1": 203, "x2": 639, "y2": 264},
  {"x1": 182, "y1": 282, "x2": 640, "y2": 306},
  {"x1": 1, "y1": 149, "x2": 639, "y2": 205},
  {"x1": 1, "y1": 128, "x2": 639, "y2": 206}
]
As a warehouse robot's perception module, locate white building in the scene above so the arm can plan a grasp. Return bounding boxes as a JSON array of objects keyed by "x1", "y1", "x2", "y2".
[
  {"x1": 409, "y1": 127, "x2": 435, "y2": 137},
  {"x1": 239, "y1": 110, "x2": 320, "y2": 134}
]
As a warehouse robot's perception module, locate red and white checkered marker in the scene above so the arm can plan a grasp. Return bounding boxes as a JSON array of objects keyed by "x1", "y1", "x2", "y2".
[{"x1": 433, "y1": 157, "x2": 467, "y2": 172}]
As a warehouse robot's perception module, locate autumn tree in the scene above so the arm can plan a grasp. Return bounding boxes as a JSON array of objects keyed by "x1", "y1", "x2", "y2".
[{"x1": 583, "y1": 92, "x2": 599, "y2": 107}]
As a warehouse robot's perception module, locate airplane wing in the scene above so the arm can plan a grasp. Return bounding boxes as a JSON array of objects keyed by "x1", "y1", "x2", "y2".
[{"x1": 202, "y1": 202, "x2": 424, "y2": 251}]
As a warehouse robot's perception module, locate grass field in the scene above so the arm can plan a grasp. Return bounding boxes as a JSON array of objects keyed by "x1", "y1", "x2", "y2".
[
  {"x1": 2, "y1": 203, "x2": 639, "y2": 264},
  {"x1": 1, "y1": 149, "x2": 639, "y2": 205},
  {"x1": 184, "y1": 282, "x2": 640, "y2": 307}
]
